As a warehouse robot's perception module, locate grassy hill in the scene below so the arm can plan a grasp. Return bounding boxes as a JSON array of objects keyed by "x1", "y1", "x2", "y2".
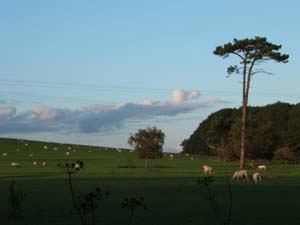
[{"x1": 0, "y1": 138, "x2": 300, "y2": 225}]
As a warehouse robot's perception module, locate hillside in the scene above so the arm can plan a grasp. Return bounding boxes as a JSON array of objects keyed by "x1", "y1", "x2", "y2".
[{"x1": 181, "y1": 102, "x2": 300, "y2": 161}]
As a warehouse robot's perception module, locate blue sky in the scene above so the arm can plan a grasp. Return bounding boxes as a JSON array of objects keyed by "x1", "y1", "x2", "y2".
[{"x1": 0, "y1": 1, "x2": 299, "y2": 151}]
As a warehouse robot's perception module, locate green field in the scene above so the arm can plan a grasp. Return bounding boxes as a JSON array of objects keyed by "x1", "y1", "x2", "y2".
[{"x1": 0, "y1": 138, "x2": 300, "y2": 225}]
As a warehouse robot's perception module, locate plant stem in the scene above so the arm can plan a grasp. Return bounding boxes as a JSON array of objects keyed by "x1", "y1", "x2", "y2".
[
  {"x1": 91, "y1": 199, "x2": 96, "y2": 225},
  {"x1": 128, "y1": 209, "x2": 134, "y2": 225},
  {"x1": 68, "y1": 173, "x2": 86, "y2": 225},
  {"x1": 205, "y1": 186, "x2": 223, "y2": 225}
]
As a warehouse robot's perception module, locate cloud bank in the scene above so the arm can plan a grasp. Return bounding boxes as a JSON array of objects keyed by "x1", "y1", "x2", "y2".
[{"x1": 0, "y1": 89, "x2": 225, "y2": 134}]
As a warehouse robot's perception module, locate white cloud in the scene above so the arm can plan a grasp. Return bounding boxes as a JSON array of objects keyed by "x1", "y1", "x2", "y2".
[
  {"x1": 175, "y1": 145, "x2": 183, "y2": 153},
  {"x1": 31, "y1": 106, "x2": 62, "y2": 120},
  {"x1": 75, "y1": 104, "x2": 118, "y2": 113},
  {"x1": 0, "y1": 89, "x2": 225, "y2": 134},
  {"x1": 0, "y1": 107, "x2": 16, "y2": 119},
  {"x1": 142, "y1": 99, "x2": 154, "y2": 106},
  {"x1": 171, "y1": 89, "x2": 200, "y2": 105}
]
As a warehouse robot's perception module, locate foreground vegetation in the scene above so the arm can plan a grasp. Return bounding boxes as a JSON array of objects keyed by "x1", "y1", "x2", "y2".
[{"x1": 0, "y1": 138, "x2": 300, "y2": 225}]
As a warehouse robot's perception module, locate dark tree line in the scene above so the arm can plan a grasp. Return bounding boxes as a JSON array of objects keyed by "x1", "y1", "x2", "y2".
[{"x1": 181, "y1": 102, "x2": 300, "y2": 162}]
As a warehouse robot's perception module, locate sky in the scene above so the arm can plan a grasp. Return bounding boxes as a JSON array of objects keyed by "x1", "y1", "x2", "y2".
[{"x1": 0, "y1": 0, "x2": 300, "y2": 152}]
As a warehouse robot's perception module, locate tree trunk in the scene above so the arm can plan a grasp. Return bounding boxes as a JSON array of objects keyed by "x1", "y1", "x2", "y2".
[
  {"x1": 144, "y1": 158, "x2": 148, "y2": 168},
  {"x1": 240, "y1": 62, "x2": 252, "y2": 170},
  {"x1": 240, "y1": 102, "x2": 247, "y2": 170}
]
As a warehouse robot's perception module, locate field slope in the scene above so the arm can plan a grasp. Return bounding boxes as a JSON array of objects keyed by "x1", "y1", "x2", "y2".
[{"x1": 0, "y1": 138, "x2": 300, "y2": 225}]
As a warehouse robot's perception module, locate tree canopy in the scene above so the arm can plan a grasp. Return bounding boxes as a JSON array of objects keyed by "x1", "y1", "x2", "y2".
[
  {"x1": 128, "y1": 127, "x2": 165, "y2": 160},
  {"x1": 181, "y1": 102, "x2": 300, "y2": 162}
]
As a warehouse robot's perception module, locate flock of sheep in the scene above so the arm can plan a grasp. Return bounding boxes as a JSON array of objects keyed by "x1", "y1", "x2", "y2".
[
  {"x1": 203, "y1": 164, "x2": 266, "y2": 184},
  {"x1": 8, "y1": 144, "x2": 72, "y2": 168},
  {"x1": 6, "y1": 141, "x2": 267, "y2": 185},
  {"x1": 10, "y1": 161, "x2": 48, "y2": 168},
  {"x1": 6, "y1": 143, "x2": 125, "y2": 169}
]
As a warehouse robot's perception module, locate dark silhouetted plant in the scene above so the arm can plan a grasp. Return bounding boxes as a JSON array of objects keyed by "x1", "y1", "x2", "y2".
[
  {"x1": 76, "y1": 187, "x2": 110, "y2": 225},
  {"x1": 9, "y1": 181, "x2": 26, "y2": 219},
  {"x1": 198, "y1": 176, "x2": 232, "y2": 225},
  {"x1": 58, "y1": 161, "x2": 109, "y2": 225},
  {"x1": 121, "y1": 197, "x2": 147, "y2": 225},
  {"x1": 58, "y1": 161, "x2": 85, "y2": 224}
]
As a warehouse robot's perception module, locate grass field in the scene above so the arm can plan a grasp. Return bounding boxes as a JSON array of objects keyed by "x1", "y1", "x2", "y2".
[{"x1": 0, "y1": 138, "x2": 300, "y2": 225}]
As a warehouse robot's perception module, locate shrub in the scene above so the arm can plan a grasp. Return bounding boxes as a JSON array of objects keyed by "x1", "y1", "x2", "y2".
[
  {"x1": 217, "y1": 147, "x2": 239, "y2": 162},
  {"x1": 272, "y1": 147, "x2": 297, "y2": 163}
]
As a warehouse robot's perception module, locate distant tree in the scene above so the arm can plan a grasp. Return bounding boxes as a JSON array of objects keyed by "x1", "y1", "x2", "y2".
[
  {"x1": 128, "y1": 127, "x2": 165, "y2": 168},
  {"x1": 213, "y1": 36, "x2": 289, "y2": 169}
]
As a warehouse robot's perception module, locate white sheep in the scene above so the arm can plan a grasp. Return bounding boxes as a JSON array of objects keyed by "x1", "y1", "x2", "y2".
[
  {"x1": 43, "y1": 145, "x2": 48, "y2": 150},
  {"x1": 42, "y1": 161, "x2": 47, "y2": 167},
  {"x1": 33, "y1": 161, "x2": 39, "y2": 167},
  {"x1": 11, "y1": 161, "x2": 21, "y2": 168},
  {"x1": 65, "y1": 151, "x2": 70, "y2": 155},
  {"x1": 203, "y1": 165, "x2": 213, "y2": 174},
  {"x1": 74, "y1": 163, "x2": 82, "y2": 169},
  {"x1": 252, "y1": 172, "x2": 262, "y2": 184},
  {"x1": 2, "y1": 152, "x2": 7, "y2": 156},
  {"x1": 257, "y1": 165, "x2": 266, "y2": 171},
  {"x1": 231, "y1": 169, "x2": 249, "y2": 181}
]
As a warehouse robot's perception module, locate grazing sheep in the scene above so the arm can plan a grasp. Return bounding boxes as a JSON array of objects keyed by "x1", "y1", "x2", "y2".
[
  {"x1": 203, "y1": 165, "x2": 213, "y2": 174},
  {"x1": 65, "y1": 151, "x2": 70, "y2": 155},
  {"x1": 2, "y1": 152, "x2": 7, "y2": 156},
  {"x1": 74, "y1": 163, "x2": 82, "y2": 169},
  {"x1": 43, "y1": 145, "x2": 48, "y2": 150},
  {"x1": 41, "y1": 161, "x2": 47, "y2": 167},
  {"x1": 11, "y1": 161, "x2": 21, "y2": 168},
  {"x1": 248, "y1": 162, "x2": 254, "y2": 168},
  {"x1": 231, "y1": 169, "x2": 249, "y2": 181},
  {"x1": 33, "y1": 161, "x2": 39, "y2": 167},
  {"x1": 257, "y1": 165, "x2": 266, "y2": 171},
  {"x1": 252, "y1": 172, "x2": 262, "y2": 184}
]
